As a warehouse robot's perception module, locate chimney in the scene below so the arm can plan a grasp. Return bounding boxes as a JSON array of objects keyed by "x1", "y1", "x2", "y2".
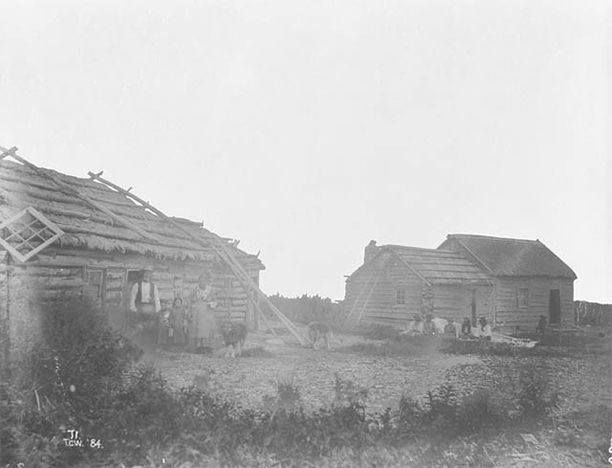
[{"x1": 364, "y1": 240, "x2": 379, "y2": 264}]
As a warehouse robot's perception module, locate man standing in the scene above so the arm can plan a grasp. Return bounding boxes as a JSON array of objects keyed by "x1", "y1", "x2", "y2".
[{"x1": 129, "y1": 267, "x2": 161, "y2": 321}]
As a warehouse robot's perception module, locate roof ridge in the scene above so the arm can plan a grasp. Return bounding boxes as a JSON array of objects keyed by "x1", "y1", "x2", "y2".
[
  {"x1": 449, "y1": 233, "x2": 538, "y2": 243},
  {"x1": 384, "y1": 244, "x2": 461, "y2": 254}
]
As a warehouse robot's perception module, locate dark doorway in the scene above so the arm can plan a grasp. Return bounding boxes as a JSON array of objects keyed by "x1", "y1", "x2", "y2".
[
  {"x1": 549, "y1": 289, "x2": 561, "y2": 324},
  {"x1": 121, "y1": 269, "x2": 143, "y2": 331}
]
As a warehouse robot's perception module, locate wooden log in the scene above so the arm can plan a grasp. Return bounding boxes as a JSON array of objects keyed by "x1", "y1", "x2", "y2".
[
  {"x1": 0, "y1": 146, "x2": 159, "y2": 242},
  {"x1": 87, "y1": 172, "x2": 305, "y2": 345},
  {"x1": 0, "y1": 146, "x2": 17, "y2": 160}
]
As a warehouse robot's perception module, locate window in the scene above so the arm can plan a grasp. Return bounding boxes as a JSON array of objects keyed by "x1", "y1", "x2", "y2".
[
  {"x1": 517, "y1": 288, "x2": 529, "y2": 309},
  {"x1": 83, "y1": 267, "x2": 106, "y2": 308},
  {"x1": 0, "y1": 207, "x2": 63, "y2": 262},
  {"x1": 396, "y1": 288, "x2": 406, "y2": 305}
]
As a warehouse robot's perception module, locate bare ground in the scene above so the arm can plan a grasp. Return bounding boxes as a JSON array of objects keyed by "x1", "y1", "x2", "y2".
[
  {"x1": 150, "y1": 330, "x2": 611, "y2": 417},
  {"x1": 148, "y1": 329, "x2": 612, "y2": 467}
]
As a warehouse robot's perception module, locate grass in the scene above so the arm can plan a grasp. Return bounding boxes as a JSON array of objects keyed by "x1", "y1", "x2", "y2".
[
  {"x1": 240, "y1": 346, "x2": 276, "y2": 358},
  {"x1": 338, "y1": 332, "x2": 454, "y2": 357}
]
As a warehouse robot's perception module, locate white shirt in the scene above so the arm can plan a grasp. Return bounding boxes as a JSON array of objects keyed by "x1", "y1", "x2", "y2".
[{"x1": 129, "y1": 281, "x2": 161, "y2": 313}]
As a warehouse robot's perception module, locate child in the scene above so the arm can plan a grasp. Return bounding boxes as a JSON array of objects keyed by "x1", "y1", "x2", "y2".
[
  {"x1": 478, "y1": 317, "x2": 492, "y2": 341},
  {"x1": 157, "y1": 306, "x2": 172, "y2": 347},
  {"x1": 461, "y1": 317, "x2": 472, "y2": 337}
]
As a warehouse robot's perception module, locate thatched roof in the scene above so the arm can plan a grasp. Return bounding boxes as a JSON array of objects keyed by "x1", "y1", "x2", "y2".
[
  {"x1": 440, "y1": 234, "x2": 575, "y2": 279},
  {"x1": 0, "y1": 158, "x2": 264, "y2": 269}
]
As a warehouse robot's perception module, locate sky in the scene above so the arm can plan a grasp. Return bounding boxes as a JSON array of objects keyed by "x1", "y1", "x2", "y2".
[{"x1": 0, "y1": 0, "x2": 610, "y2": 302}]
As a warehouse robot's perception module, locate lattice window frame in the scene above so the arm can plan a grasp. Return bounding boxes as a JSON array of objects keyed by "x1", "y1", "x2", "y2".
[{"x1": 0, "y1": 207, "x2": 64, "y2": 262}]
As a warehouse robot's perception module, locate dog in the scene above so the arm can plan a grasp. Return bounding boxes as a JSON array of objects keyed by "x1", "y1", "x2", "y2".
[
  {"x1": 307, "y1": 321, "x2": 332, "y2": 350},
  {"x1": 430, "y1": 317, "x2": 448, "y2": 335},
  {"x1": 220, "y1": 321, "x2": 247, "y2": 357}
]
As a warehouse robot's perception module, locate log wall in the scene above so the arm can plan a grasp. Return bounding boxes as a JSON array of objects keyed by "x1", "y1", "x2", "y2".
[
  {"x1": 345, "y1": 255, "x2": 425, "y2": 328},
  {"x1": 494, "y1": 277, "x2": 574, "y2": 332},
  {"x1": 2, "y1": 245, "x2": 261, "y2": 359},
  {"x1": 432, "y1": 283, "x2": 494, "y2": 324}
]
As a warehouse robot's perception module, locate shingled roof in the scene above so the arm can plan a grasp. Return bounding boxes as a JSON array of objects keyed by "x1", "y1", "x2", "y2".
[
  {"x1": 384, "y1": 245, "x2": 492, "y2": 284},
  {"x1": 440, "y1": 234, "x2": 576, "y2": 279},
  {"x1": 0, "y1": 158, "x2": 263, "y2": 269}
]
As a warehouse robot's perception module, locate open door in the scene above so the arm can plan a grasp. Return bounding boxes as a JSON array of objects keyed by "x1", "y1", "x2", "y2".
[
  {"x1": 549, "y1": 289, "x2": 561, "y2": 325},
  {"x1": 121, "y1": 269, "x2": 142, "y2": 330},
  {"x1": 470, "y1": 289, "x2": 477, "y2": 326}
]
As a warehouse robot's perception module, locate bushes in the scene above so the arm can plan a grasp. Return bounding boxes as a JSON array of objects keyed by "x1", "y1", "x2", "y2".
[
  {"x1": 3, "y1": 297, "x2": 561, "y2": 466},
  {"x1": 268, "y1": 293, "x2": 345, "y2": 327},
  {"x1": 395, "y1": 377, "x2": 555, "y2": 442},
  {"x1": 516, "y1": 368, "x2": 558, "y2": 418},
  {"x1": 4, "y1": 369, "x2": 559, "y2": 466}
]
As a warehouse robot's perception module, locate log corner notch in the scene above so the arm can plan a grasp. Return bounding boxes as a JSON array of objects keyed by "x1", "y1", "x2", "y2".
[{"x1": 87, "y1": 170, "x2": 310, "y2": 346}]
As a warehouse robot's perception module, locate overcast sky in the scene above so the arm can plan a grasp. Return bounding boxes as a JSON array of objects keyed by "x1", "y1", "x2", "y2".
[{"x1": 1, "y1": 0, "x2": 610, "y2": 302}]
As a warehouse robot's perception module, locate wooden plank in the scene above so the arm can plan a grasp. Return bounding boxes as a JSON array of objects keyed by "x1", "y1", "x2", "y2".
[{"x1": 0, "y1": 146, "x2": 17, "y2": 161}]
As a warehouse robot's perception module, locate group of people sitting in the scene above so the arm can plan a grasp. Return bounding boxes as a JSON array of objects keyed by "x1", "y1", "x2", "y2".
[
  {"x1": 128, "y1": 267, "x2": 220, "y2": 352},
  {"x1": 403, "y1": 313, "x2": 492, "y2": 340},
  {"x1": 455, "y1": 316, "x2": 492, "y2": 340}
]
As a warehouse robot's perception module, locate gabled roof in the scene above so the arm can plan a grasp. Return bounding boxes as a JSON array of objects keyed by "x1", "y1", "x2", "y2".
[
  {"x1": 0, "y1": 158, "x2": 263, "y2": 269},
  {"x1": 385, "y1": 245, "x2": 492, "y2": 284},
  {"x1": 440, "y1": 234, "x2": 576, "y2": 279},
  {"x1": 348, "y1": 244, "x2": 492, "y2": 284}
]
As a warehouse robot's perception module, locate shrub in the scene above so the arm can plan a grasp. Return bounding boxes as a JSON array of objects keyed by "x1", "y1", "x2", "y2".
[
  {"x1": 424, "y1": 383, "x2": 458, "y2": 430},
  {"x1": 456, "y1": 390, "x2": 502, "y2": 433},
  {"x1": 517, "y1": 368, "x2": 558, "y2": 418},
  {"x1": 397, "y1": 394, "x2": 424, "y2": 434},
  {"x1": 26, "y1": 297, "x2": 142, "y2": 417},
  {"x1": 333, "y1": 373, "x2": 369, "y2": 407},
  {"x1": 263, "y1": 376, "x2": 302, "y2": 412}
]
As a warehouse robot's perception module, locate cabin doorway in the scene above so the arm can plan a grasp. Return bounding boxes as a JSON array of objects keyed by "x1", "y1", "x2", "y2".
[
  {"x1": 470, "y1": 289, "x2": 477, "y2": 326},
  {"x1": 549, "y1": 289, "x2": 561, "y2": 325},
  {"x1": 121, "y1": 269, "x2": 142, "y2": 330}
]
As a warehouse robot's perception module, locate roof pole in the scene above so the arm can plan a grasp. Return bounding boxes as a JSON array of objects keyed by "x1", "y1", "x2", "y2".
[{"x1": 88, "y1": 171, "x2": 309, "y2": 346}]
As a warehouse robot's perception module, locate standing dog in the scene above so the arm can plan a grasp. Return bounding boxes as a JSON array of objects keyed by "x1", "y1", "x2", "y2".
[
  {"x1": 307, "y1": 321, "x2": 332, "y2": 350},
  {"x1": 220, "y1": 321, "x2": 248, "y2": 357}
]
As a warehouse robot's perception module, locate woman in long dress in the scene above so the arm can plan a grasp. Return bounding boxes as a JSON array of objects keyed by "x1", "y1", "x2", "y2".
[
  {"x1": 170, "y1": 297, "x2": 187, "y2": 347},
  {"x1": 188, "y1": 273, "x2": 218, "y2": 351}
]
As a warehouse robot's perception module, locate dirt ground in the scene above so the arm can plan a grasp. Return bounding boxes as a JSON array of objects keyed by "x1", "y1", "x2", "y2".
[
  {"x1": 150, "y1": 328, "x2": 612, "y2": 418},
  {"x1": 147, "y1": 328, "x2": 612, "y2": 466}
]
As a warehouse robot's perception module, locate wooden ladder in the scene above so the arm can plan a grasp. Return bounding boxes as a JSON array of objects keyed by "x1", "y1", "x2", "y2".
[
  {"x1": 344, "y1": 272, "x2": 381, "y2": 329},
  {"x1": 87, "y1": 171, "x2": 310, "y2": 346}
]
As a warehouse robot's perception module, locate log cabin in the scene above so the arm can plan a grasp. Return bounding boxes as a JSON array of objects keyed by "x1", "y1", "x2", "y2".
[
  {"x1": 438, "y1": 234, "x2": 577, "y2": 332},
  {"x1": 0, "y1": 155, "x2": 264, "y2": 372},
  {"x1": 345, "y1": 235, "x2": 576, "y2": 333},
  {"x1": 344, "y1": 242, "x2": 494, "y2": 328}
]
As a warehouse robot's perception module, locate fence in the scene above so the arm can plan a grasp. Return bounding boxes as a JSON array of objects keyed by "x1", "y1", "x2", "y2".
[{"x1": 574, "y1": 300, "x2": 612, "y2": 327}]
